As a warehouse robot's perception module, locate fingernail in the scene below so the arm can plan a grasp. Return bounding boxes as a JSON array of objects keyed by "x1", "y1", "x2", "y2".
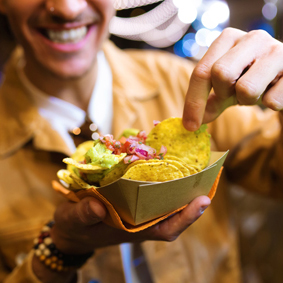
[{"x1": 199, "y1": 205, "x2": 209, "y2": 215}]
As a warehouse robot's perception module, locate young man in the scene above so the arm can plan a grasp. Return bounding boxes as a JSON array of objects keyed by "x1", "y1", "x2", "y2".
[{"x1": 0, "y1": 0, "x2": 282, "y2": 282}]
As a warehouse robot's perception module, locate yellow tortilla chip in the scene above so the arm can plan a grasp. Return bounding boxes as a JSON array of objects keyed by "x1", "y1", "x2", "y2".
[
  {"x1": 122, "y1": 161, "x2": 184, "y2": 182},
  {"x1": 125, "y1": 158, "x2": 190, "y2": 177},
  {"x1": 70, "y1": 172, "x2": 93, "y2": 190},
  {"x1": 99, "y1": 162, "x2": 129, "y2": 187},
  {"x1": 71, "y1": 141, "x2": 95, "y2": 161},
  {"x1": 57, "y1": 169, "x2": 87, "y2": 191},
  {"x1": 63, "y1": 158, "x2": 106, "y2": 174},
  {"x1": 66, "y1": 141, "x2": 95, "y2": 173},
  {"x1": 63, "y1": 153, "x2": 127, "y2": 173},
  {"x1": 57, "y1": 169, "x2": 74, "y2": 184},
  {"x1": 163, "y1": 159, "x2": 191, "y2": 177},
  {"x1": 57, "y1": 169, "x2": 80, "y2": 190},
  {"x1": 146, "y1": 117, "x2": 211, "y2": 170},
  {"x1": 164, "y1": 155, "x2": 200, "y2": 175},
  {"x1": 123, "y1": 159, "x2": 152, "y2": 172}
]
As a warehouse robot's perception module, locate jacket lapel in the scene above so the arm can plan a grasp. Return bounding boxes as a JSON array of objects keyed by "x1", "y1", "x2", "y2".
[
  {"x1": 0, "y1": 47, "x2": 72, "y2": 158},
  {"x1": 103, "y1": 41, "x2": 159, "y2": 138}
]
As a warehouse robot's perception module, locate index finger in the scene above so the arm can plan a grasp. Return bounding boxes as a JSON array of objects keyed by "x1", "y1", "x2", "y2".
[
  {"x1": 182, "y1": 28, "x2": 246, "y2": 131},
  {"x1": 147, "y1": 195, "x2": 211, "y2": 241}
]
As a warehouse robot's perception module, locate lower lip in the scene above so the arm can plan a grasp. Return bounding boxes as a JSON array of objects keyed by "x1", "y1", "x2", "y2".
[{"x1": 38, "y1": 25, "x2": 96, "y2": 53}]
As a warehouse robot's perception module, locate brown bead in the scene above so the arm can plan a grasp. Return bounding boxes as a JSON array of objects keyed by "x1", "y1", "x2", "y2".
[
  {"x1": 57, "y1": 265, "x2": 63, "y2": 271},
  {"x1": 45, "y1": 258, "x2": 52, "y2": 266},
  {"x1": 50, "y1": 263, "x2": 57, "y2": 269},
  {"x1": 39, "y1": 255, "x2": 46, "y2": 261},
  {"x1": 51, "y1": 256, "x2": 58, "y2": 262}
]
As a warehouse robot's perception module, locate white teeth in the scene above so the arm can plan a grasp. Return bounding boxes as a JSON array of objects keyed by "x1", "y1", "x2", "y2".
[{"x1": 47, "y1": 26, "x2": 87, "y2": 43}]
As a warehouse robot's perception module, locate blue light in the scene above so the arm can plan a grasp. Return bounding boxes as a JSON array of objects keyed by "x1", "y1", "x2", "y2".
[
  {"x1": 183, "y1": 33, "x2": 196, "y2": 41},
  {"x1": 182, "y1": 39, "x2": 199, "y2": 57},
  {"x1": 173, "y1": 40, "x2": 186, "y2": 58},
  {"x1": 248, "y1": 20, "x2": 275, "y2": 37},
  {"x1": 192, "y1": 18, "x2": 204, "y2": 31}
]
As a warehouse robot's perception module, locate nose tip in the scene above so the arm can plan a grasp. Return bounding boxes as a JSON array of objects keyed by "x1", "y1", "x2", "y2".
[{"x1": 46, "y1": 0, "x2": 87, "y2": 20}]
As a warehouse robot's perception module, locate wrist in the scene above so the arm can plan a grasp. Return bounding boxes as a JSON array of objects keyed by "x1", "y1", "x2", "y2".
[
  {"x1": 33, "y1": 221, "x2": 94, "y2": 272},
  {"x1": 50, "y1": 221, "x2": 94, "y2": 255},
  {"x1": 32, "y1": 254, "x2": 77, "y2": 283}
]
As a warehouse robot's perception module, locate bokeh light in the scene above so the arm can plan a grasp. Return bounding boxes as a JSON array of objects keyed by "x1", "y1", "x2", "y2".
[
  {"x1": 201, "y1": 11, "x2": 219, "y2": 29},
  {"x1": 183, "y1": 39, "x2": 199, "y2": 57},
  {"x1": 195, "y1": 28, "x2": 211, "y2": 47},
  {"x1": 178, "y1": 7, "x2": 198, "y2": 24},
  {"x1": 262, "y1": 3, "x2": 277, "y2": 21},
  {"x1": 206, "y1": 30, "x2": 222, "y2": 46},
  {"x1": 173, "y1": 40, "x2": 186, "y2": 57},
  {"x1": 210, "y1": 1, "x2": 230, "y2": 24}
]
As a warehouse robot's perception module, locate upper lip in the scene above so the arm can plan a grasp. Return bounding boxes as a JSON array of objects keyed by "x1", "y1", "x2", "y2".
[
  {"x1": 35, "y1": 9, "x2": 101, "y2": 31},
  {"x1": 38, "y1": 22, "x2": 94, "y2": 31}
]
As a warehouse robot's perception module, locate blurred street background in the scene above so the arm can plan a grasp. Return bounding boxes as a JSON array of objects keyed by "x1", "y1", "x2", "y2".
[{"x1": 1, "y1": 1, "x2": 283, "y2": 282}]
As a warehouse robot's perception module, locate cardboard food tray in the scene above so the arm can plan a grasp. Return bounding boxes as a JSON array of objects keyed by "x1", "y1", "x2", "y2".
[{"x1": 53, "y1": 151, "x2": 228, "y2": 232}]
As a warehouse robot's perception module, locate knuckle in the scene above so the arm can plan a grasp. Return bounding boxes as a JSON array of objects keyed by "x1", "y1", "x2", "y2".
[
  {"x1": 74, "y1": 204, "x2": 89, "y2": 225},
  {"x1": 247, "y1": 29, "x2": 270, "y2": 41},
  {"x1": 211, "y1": 63, "x2": 232, "y2": 83},
  {"x1": 221, "y1": 27, "x2": 237, "y2": 38},
  {"x1": 268, "y1": 42, "x2": 283, "y2": 56},
  {"x1": 150, "y1": 225, "x2": 179, "y2": 242},
  {"x1": 164, "y1": 234, "x2": 178, "y2": 242},
  {"x1": 186, "y1": 98, "x2": 203, "y2": 112},
  {"x1": 192, "y1": 63, "x2": 211, "y2": 82},
  {"x1": 236, "y1": 79, "x2": 260, "y2": 104},
  {"x1": 245, "y1": 30, "x2": 282, "y2": 56}
]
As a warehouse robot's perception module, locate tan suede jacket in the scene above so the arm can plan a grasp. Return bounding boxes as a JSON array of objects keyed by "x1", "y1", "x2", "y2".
[{"x1": 0, "y1": 40, "x2": 283, "y2": 283}]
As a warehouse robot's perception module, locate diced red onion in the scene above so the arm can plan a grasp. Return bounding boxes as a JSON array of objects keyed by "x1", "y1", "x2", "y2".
[{"x1": 135, "y1": 148, "x2": 148, "y2": 159}]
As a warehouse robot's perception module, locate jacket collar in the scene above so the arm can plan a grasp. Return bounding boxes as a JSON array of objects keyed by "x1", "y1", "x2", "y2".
[
  {"x1": 0, "y1": 48, "x2": 74, "y2": 158},
  {"x1": 0, "y1": 41, "x2": 159, "y2": 158}
]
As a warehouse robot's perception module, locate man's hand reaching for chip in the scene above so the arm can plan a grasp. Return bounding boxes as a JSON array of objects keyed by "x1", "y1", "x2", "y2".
[
  {"x1": 48, "y1": 195, "x2": 211, "y2": 255},
  {"x1": 182, "y1": 28, "x2": 283, "y2": 131}
]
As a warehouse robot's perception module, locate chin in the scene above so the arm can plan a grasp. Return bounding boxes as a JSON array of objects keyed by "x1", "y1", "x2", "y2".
[
  {"x1": 47, "y1": 62, "x2": 94, "y2": 80},
  {"x1": 53, "y1": 70, "x2": 89, "y2": 80}
]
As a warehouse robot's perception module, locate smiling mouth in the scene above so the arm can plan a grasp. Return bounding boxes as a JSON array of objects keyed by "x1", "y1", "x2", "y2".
[{"x1": 40, "y1": 26, "x2": 88, "y2": 44}]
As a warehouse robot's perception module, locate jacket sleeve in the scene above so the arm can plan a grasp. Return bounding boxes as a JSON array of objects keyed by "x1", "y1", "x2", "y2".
[
  {"x1": 209, "y1": 105, "x2": 283, "y2": 198},
  {"x1": 1, "y1": 251, "x2": 42, "y2": 283}
]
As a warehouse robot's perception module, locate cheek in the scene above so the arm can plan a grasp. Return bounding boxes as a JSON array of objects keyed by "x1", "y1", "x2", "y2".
[
  {"x1": 90, "y1": 0, "x2": 115, "y2": 20},
  {"x1": 104, "y1": 1, "x2": 116, "y2": 17},
  {"x1": 4, "y1": 0, "x2": 36, "y2": 17},
  {"x1": 4, "y1": 1, "x2": 36, "y2": 37}
]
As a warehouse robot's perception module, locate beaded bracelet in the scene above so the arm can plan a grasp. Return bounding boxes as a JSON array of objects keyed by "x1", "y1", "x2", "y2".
[{"x1": 33, "y1": 221, "x2": 94, "y2": 272}]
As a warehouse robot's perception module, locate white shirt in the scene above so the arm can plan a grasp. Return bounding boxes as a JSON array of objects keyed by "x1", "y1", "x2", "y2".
[{"x1": 17, "y1": 51, "x2": 113, "y2": 153}]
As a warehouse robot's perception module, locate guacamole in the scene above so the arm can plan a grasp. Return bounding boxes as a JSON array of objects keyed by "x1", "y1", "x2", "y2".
[{"x1": 85, "y1": 142, "x2": 119, "y2": 169}]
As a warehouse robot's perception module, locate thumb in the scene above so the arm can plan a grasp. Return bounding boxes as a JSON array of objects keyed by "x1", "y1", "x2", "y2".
[
  {"x1": 202, "y1": 93, "x2": 238, "y2": 124},
  {"x1": 67, "y1": 197, "x2": 107, "y2": 227}
]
